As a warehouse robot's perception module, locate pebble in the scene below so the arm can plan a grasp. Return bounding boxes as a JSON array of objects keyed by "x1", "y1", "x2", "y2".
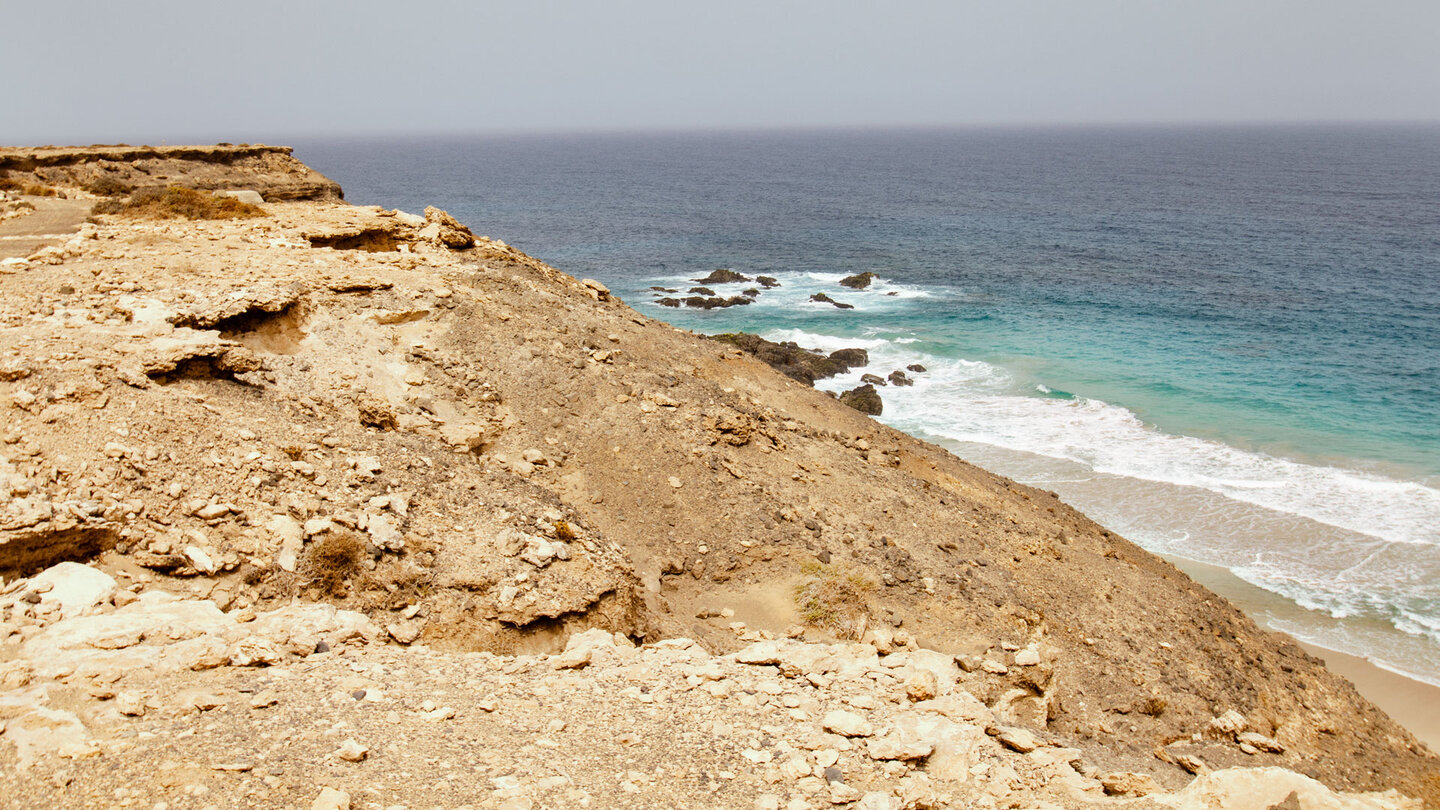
[
  {"x1": 335, "y1": 739, "x2": 368, "y2": 762},
  {"x1": 822, "y1": 710, "x2": 873, "y2": 738},
  {"x1": 311, "y1": 787, "x2": 351, "y2": 810}
]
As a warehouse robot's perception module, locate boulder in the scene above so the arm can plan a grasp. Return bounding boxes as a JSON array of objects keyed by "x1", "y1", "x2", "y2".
[
  {"x1": 422, "y1": 206, "x2": 475, "y2": 249},
  {"x1": 28, "y1": 562, "x2": 116, "y2": 620},
  {"x1": 839, "y1": 272, "x2": 878, "y2": 289},
  {"x1": 695, "y1": 268, "x2": 750, "y2": 284},
  {"x1": 810, "y1": 292, "x2": 855, "y2": 309},
  {"x1": 840, "y1": 384, "x2": 883, "y2": 415}
]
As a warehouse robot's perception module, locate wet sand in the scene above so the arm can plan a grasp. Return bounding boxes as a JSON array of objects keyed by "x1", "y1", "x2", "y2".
[{"x1": 1163, "y1": 554, "x2": 1440, "y2": 752}]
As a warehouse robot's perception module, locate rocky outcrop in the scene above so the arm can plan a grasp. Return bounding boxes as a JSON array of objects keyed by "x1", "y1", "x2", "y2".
[
  {"x1": 811, "y1": 292, "x2": 856, "y2": 309},
  {"x1": 0, "y1": 144, "x2": 344, "y2": 201},
  {"x1": 695, "y1": 268, "x2": 750, "y2": 284},
  {"x1": 840, "y1": 271, "x2": 878, "y2": 289},
  {"x1": 840, "y1": 384, "x2": 884, "y2": 414},
  {"x1": 711, "y1": 333, "x2": 869, "y2": 385}
]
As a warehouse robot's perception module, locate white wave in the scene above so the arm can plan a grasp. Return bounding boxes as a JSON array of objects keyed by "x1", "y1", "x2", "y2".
[{"x1": 765, "y1": 327, "x2": 1440, "y2": 548}]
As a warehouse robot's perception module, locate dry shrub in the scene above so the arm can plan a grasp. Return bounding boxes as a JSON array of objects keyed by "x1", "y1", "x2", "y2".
[
  {"x1": 793, "y1": 561, "x2": 875, "y2": 640},
  {"x1": 22, "y1": 184, "x2": 58, "y2": 197},
  {"x1": 85, "y1": 175, "x2": 133, "y2": 197},
  {"x1": 304, "y1": 531, "x2": 366, "y2": 596},
  {"x1": 1139, "y1": 696, "x2": 1168, "y2": 717},
  {"x1": 553, "y1": 520, "x2": 576, "y2": 541},
  {"x1": 93, "y1": 185, "x2": 264, "y2": 220}
]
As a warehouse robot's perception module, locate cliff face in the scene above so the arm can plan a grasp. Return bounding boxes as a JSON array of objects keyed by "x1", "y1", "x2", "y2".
[
  {"x1": 0, "y1": 144, "x2": 342, "y2": 201},
  {"x1": 0, "y1": 148, "x2": 1436, "y2": 808}
]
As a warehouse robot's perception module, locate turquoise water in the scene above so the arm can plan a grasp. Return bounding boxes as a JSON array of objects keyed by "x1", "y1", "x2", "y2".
[{"x1": 294, "y1": 126, "x2": 1440, "y2": 683}]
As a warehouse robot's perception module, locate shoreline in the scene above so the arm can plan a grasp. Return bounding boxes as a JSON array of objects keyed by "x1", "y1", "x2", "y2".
[{"x1": 1162, "y1": 553, "x2": 1440, "y2": 752}]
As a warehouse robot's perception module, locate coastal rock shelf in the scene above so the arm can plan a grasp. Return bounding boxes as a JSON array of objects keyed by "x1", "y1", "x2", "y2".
[{"x1": 0, "y1": 146, "x2": 1434, "y2": 808}]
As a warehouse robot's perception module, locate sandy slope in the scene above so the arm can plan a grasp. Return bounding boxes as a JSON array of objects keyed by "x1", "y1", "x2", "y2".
[{"x1": 0, "y1": 149, "x2": 1436, "y2": 807}]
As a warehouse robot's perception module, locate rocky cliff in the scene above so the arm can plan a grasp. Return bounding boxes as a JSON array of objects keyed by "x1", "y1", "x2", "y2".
[
  {"x1": 0, "y1": 144, "x2": 342, "y2": 201},
  {"x1": 0, "y1": 148, "x2": 1435, "y2": 809}
]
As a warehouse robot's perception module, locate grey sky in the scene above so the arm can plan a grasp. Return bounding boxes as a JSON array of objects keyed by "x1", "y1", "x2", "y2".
[{"x1": 6, "y1": 0, "x2": 1439, "y2": 144}]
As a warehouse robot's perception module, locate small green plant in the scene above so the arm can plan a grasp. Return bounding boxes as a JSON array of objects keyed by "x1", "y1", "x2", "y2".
[
  {"x1": 792, "y1": 561, "x2": 875, "y2": 639},
  {"x1": 92, "y1": 185, "x2": 264, "y2": 220}
]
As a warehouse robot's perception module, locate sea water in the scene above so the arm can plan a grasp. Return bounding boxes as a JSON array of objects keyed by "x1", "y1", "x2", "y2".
[{"x1": 293, "y1": 126, "x2": 1440, "y2": 685}]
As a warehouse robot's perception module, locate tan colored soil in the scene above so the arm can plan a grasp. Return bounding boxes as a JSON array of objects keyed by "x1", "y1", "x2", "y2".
[{"x1": 0, "y1": 148, "x2": 1436, "y2": 808}]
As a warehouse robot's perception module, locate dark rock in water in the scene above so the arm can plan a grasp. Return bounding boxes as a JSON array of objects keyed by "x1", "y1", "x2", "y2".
[
  {"x1": 810, "y1": 292, "x2": 855, "y2": 310},
  {"x1": 711, "y1": 333, "x2": 866, "y2": 386},
  {"x1": 888, "y1": 370, "x2": 913, "y2": 387},
  {"x1": 839, "y1": 271, "x2": 878, "y2": 290},
  {"x1": 657, "y1": 298, "x2": 681, "y2": 308},
  {"x1": 756, "y1": 276, "x2": 780, "y2": 288},
  {"x1": 885, "y1": 292, "x2": 898, "y2": 297},
  {"x1": 688, "y1": 286, "x2": 716, "y2": 296},
  {"x1": 840, "y1": 384, "x2": 883, "y2": 415},
  {"x1": 696, "y1": 268, "x2": 750, "y2": 284},
  {"x1": 907, "y1": 363, "x2": 926, "y2": 373},
  {"x1": 683, "y1": 295, "x2": 751, "y2": 309},
  {"x1": 648, "y1": 286, "x2": 678, "y2": 293},
  {"x1": 742, "y1": 288, "x2": 760, "y2": 298},
  {"x1": 861, "y1": 373, "x2": 887, "y2": 386}
]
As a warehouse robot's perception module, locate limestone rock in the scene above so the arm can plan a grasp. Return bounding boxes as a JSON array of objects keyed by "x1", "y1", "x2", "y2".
[
  {"x1": 987, "y1": 725, "x2": 1039, "y2": 753},
  {"x1": 823, "y1": 710, "x2": 873, "y2": 738},
  {"x1": 422, "y1": 206, "x2": 475, "y2": 249},
  {"x1": 28, "y1": 562, "x2": 116, "y2": 620},
  {"x1": 1100, "y1": 771, "x2": 1159, "y2": 797},
  {"x1": 311, "y1": 787, "x2": 351, "y2": 810}
]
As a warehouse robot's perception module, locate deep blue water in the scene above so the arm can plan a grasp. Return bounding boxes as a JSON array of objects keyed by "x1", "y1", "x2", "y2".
[{"x1": 290, "y1": 126, "x2": 1440, "y2": 682}]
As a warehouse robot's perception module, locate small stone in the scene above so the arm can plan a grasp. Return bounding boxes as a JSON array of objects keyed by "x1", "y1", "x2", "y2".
[
  {"x1": 311, "y1": 787, "x2": 351, "y2": 810},
  {"x1": 904, "y1": 670, "x2": 938, "y2": 701},
  {"x1": 336, "y1": 739, "x2": 368, "y2": 762},
  {"x1": 552, "y1": 647, "x2": 592, "y2": 670},
  {"x1": 866, "y1": 736, "x2": 934, "y2": 762},
  {"x1": 1237, "y1": 731, "x2": 1284, "y2": 753},
  {"x1": 387, "y1": 619, "x2": 424, "y2": 645},
  {"x1": 420, "y1": 706, "x2": 456, "y2": 721},
  {"x1": 1206, "y1": 709, "x2": 1248, "y2": 739},
  {"x1": 1013, "y1": 648, "x2": 1041, "y2": 667},
  {"x1": 115, "y1": 692, "x2": 147, "y2": 717},
  {"x1": 822, "y1": 710, "x2": 873, "y2": 738},
  {"x1": 184, "y1": 546, "x2": 217, "y2": 575},
  {"x1": 1099, "y1": 771, "x2": 1160, "y2": 797},
  {"x1": 195, "y1": 503, "x2": 231, "y2": 521},
  {"x1": 980, "y1": 659, "x2": 1009, "y2": 675},
  {"x1": 987, "y1": 725, "x2": 1039, "y2": 753},
  {"x1": 668, "y1": 476, "x2": 682, "y2": 488}
]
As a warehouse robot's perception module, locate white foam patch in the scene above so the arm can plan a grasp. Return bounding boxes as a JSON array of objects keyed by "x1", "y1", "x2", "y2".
[{"x1": 779, "y1": 327, "x2": 1440, "y2": 549}]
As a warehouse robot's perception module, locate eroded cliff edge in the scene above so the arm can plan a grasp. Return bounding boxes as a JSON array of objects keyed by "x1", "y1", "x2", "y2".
[{"x1": 0, "y1": 148, "x2": 1435, "y2": 809}]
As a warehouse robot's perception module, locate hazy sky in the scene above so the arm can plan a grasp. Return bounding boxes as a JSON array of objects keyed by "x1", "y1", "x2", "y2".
[{"x1": 7, "y1": 0, "x2": 1440, "y2": 144}]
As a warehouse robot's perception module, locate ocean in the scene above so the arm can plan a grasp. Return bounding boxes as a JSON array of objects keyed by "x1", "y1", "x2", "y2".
[{"x1": 291, "y1": 125, "x2": 1440, "y2": 686}]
